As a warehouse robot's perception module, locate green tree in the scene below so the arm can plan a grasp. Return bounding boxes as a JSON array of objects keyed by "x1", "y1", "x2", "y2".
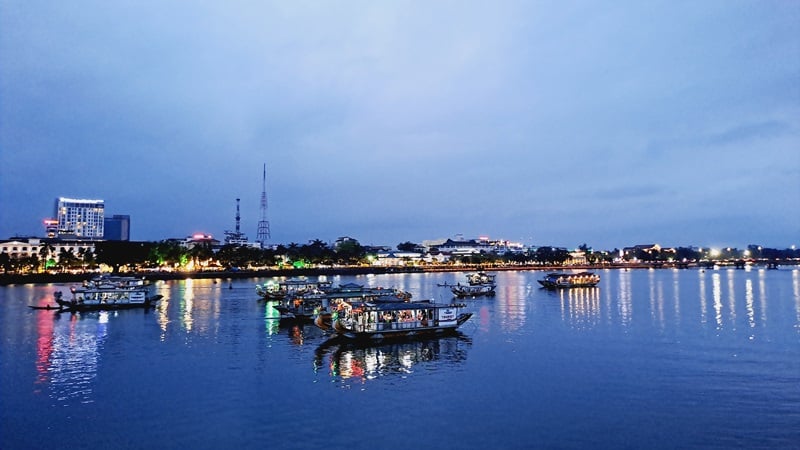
[{"x1": 38, "y1": 242, "x2": 56, "y2": 271}]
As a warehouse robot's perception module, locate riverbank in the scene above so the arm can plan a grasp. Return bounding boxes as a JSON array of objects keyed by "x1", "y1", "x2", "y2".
[
  {"x1": 2, "y1": 261, "x2": 793, "y2": 286},
  {"x1": 0, "y1": 263, "x2": 666, "y2": 286}
]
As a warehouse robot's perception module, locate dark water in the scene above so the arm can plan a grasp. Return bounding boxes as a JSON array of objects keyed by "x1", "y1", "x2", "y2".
[{"x1": 2, "y1": 269, "x2": 799, "y2": 449}]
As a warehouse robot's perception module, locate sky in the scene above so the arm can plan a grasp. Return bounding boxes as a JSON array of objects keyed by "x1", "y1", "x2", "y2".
[{"x1": 1, "y1": 1, "x2": 798, "y2": 250}]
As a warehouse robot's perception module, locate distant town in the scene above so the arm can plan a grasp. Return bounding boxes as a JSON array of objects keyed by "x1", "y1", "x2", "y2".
[{"x1": 1, "y1": 196, "x2": 798, "y2": 280}]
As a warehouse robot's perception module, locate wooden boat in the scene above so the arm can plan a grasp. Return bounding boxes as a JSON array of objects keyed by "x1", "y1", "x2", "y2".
[
  {"x1": 324, "y1": 300, "x2": 472, "y2": 340},
  {"x1": 538, "y1": 272, "x2": 600, "y2": 289},
  {"x1": 256, "y1": 277, "x2": 332, "y2": 301},
  {"x1": 450, "y1": 283, "x2": 496, "y2": 298},
  {"x1": 279, "y1": 283, "x2": 411, "y2": 323},
  {"x1": 447, "y1": 271, "x2": 497, "y2": 298},
  {"x1": 54, "y1": 275, "x2": 163, "y2": 311},
  {"x1": 465, "y1": 272, "x2": 496, "y2": 286},
  {"x1": 28, "y1": 304, "x2": 62, "y2": 310}
]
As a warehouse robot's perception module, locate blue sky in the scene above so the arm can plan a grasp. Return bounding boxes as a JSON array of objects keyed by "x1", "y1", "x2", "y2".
[{"x1": 1, "y1": 1, "x2": 798, "y2": 250}]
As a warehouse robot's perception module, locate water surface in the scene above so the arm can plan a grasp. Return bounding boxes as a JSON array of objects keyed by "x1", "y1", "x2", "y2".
[{"x1": 2, "y1": 268, "x2": 798, "y2": 449}]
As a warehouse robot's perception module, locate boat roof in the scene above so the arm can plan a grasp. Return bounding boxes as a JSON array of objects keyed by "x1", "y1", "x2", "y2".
[
  {"x1": 350, "y1": 301, "x2": 462, "y2": 311},
  {"x1": 545, "y1": 272, "x2": 596, "y2": 277}
]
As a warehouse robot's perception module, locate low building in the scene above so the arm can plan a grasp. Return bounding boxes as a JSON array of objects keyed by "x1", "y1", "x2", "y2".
[
  {"x1": 0, "y1": 237, "x2": 97, "y2": 263},
  {"x1": 373, "y1": 251, "x2": 424, "y2": 267}
]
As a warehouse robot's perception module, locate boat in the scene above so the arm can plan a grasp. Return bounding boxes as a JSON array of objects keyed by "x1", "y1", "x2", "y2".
[
  {"x1": 449, "y1": 271, "x2": 497, "y2": 298},
  {"x1": 466, "y1": 272, "x2": 496, "y2": 286},
  {"x1": 255, "y1": 277, "x2": 331, "y2": 301},
  {"x1": 280, "y1": 283, "x2": 411, "y2": 323},
  {"x1": 537, "y1": 272, "x2": 600, "y2": 289},
  {"x1": 324, "y1": 299, "x2": 473, "y2": 340},
  {"x1": 54, "y1": 275, "x2": 163, "y2": 311},
  {"x1": 28, "y1": 304, "x2": 62, "y2": 310},
  {"x1": 451, "y1": 283, "x2": 496, "y2": 298}
]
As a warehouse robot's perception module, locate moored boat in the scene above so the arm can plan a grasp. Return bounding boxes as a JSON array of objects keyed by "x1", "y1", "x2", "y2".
[
  {"x1": 325, "y1": 300, "x2": 472, "y2": 340},
  {"x1": 54, "y1": 275, "x2": 162, "y2": 311},
  {"x1": 538, "y1": 272, "x2": 600, "y2": 289}
]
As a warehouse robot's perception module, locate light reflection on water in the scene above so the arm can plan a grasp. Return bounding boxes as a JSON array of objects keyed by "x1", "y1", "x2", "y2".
[
  {"x1": 558, "y1": 287, "x2": 601, "y2": 330},
  {"x1": 795, "y1": 270, "x2": 800, "y2": 331},
  {"x1": 314, "y1": 334, "x2": 471, "y2": 386},
  {"x1": 35, "y1": 311, "x2": 109, "y2": 404}
]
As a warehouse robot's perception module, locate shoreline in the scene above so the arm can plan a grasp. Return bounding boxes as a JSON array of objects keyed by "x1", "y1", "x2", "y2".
[{"x1": 2, "y1": 261, "x2": 792, "y2": 286}]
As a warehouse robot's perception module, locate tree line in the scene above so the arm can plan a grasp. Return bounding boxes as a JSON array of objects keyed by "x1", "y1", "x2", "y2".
[{"x1": 1, "y1": 239, "x2": 797, "y2": 275}]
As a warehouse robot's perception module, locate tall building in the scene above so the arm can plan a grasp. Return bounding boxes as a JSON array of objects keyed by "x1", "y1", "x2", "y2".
[
  {"x1": 43, "y1": 219, "x2": 58, "y2": 238},
  {"x1": 104, "y1": 215, "x2": 130, "y2": 241},
  {"x1": 55, "y1": 197, "x2": 105, "y2": 238}
]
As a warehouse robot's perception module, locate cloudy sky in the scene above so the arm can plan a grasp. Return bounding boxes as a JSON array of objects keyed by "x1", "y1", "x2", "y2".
[{"x1": 1, "y1": 1, "x2": 798, "y2": 250}]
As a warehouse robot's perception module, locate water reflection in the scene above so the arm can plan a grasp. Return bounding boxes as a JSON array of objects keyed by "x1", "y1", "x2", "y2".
[
  {"x1": 263, "y1": 300, "x2": 281, "y2": 336},
  {"x1": 618, "y1": 269, "x2": 632, "y2": 327},
  {"x1": 494, "y1": 271, "x2": 528, "y2": 332},
  {"x1": 795, "y1": 270, "x2": 800, "y2": 330},
  {"x1": 314, "y1": 334, "x2": 471, "y2": 386},
  {"x1": 712, "y1": 272, "x2": 723, "y2": 329},
  {"x1": 35, "y1": 311, "x2": 110, "y2": 404},
  {"x1": 557, "y1": 287, "x2": 601, "y2": 330}
]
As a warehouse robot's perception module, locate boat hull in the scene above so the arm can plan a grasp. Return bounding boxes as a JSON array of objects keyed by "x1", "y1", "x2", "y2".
[
  {"x1": 56, "y1": 295, "x2": 163, "y2": 312},
  {"x1": 537, "y1": 280, "x2": 599, "y2": 289}
]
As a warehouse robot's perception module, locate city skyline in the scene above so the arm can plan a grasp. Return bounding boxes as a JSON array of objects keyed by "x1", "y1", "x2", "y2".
[{"x1": 2, "y1": 2, "x2": 798, "y2": 249}]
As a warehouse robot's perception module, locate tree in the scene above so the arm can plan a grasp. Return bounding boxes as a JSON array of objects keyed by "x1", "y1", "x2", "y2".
[
  {"x1": 0, "y1": 252, "x2": 10, "y2": 274},
  {"x1": 38, "y1": 242, "x2": 56, "y2": 272},
  {"x1": 188, "y1": 242, "x2": 214, "y2": 269},
  {"x1": 335, "y1": 239, "x2": 366, "y2": 265},
  {"x1": 397, "y1": 241, "x2": 419, "y2": 252},
  {"x1": 57, "y1": 248, "x2": 77, "y2": 272},
  {"x1": 95, "y1": 241, "x2": 152, "y2": 273}
]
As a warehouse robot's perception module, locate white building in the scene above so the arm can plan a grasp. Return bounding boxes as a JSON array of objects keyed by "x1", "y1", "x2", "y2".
[
  {"x1": 56, "y1": 197, "x2": 105, "y2": 238},
  {"x1": 0, "y1": 238, "x2": 96, "y2": 262}
]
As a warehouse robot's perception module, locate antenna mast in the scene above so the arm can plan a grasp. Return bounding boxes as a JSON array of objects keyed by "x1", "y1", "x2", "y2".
[
  {"x1": 256, "y1": 163, "x2": 271, "y2": 247},
  {"x1": 235, "y1": 198, "x2": 241, "y2": 233},
  {"x1": 224, "y1": 198, "x2": 248, "y2": 245}
]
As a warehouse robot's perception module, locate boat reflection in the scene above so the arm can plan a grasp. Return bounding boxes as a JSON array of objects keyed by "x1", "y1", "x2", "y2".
[{"x1": 314, "y1": 333, "x2": 471, "y2": 385}]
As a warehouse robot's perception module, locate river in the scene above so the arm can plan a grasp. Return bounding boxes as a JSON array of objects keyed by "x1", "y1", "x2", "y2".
[{"x1": 1, "y1": 268, "x2": 798, "y2": 449}]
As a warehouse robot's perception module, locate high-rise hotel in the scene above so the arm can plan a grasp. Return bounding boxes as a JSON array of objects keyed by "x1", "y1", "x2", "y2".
[{"x1": 55, "y1": 197, "x2": 105, "y2": 238}]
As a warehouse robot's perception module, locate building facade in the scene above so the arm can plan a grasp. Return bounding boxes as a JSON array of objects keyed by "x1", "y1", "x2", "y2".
[
  {"x1": 104, "y1": 215, "x2": 130, "y2": 241},
  {"x1": 56, "y1": 197, "x2": 105, "y2": 238}
]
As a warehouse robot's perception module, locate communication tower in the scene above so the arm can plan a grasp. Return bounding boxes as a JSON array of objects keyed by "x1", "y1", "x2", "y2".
[
  {"x1": 256, "y1": 163, "x2": 271, "y2": 247},
  {"x1": 224, "y1": 198, "x2": 248, "y2": 245}
]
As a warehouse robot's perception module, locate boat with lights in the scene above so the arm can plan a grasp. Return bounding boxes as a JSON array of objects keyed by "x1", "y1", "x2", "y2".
[
  {"x1": 279, "y1": 283, "x2": 411, "y2": 323},
  {"x1": 450, "y1": 283, "x2": 496, "y2": 298},
  {"x1": 256, "y1": 277, "x2": 332, "y2": 301},
  {"x1": 449, "y1": 271, "x2": 497, "y2": 298},
  {"x1": 324, "y1": 300, "x2": 472, "y2": 339},
  {"x1": 537, "y1": 272, "x2": 600, "y2": 289},
  {"x1": 54, "y1": 275, "x2": 163, "y2": 311}
]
